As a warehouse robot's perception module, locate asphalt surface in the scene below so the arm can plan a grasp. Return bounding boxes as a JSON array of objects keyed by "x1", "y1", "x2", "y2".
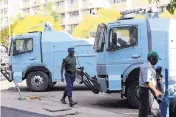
[
  {"x1": 1, "y1": 82, "x2": 139, "y2": 117},
  {"x1": 1, "y1": 106, "x2": 52, "y2": 117}
]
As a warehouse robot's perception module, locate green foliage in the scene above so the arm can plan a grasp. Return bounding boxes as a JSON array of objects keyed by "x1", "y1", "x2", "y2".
[
  {"x1": 149, "y1": 0, "x2": 176, "y2": 14},
  {"x1": 41, "y1": 2, "x2": 61, "y2": 23},
  {"x1": 72, "y1": 8, "x2": 121, "y2": 38},
  {"x1": 12, "y1": 14, "x2": 62, "y2": 36},
  {"x1": 0, "y1": 20, "x2": 19, "y2": 46}
]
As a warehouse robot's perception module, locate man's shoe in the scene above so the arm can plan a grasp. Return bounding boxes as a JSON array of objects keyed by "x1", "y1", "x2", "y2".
[
  {"x1": 68, "y1": 96, "x2": 78, "y2": 107},
  {"x1": 61, "y1": 98, "x2": 67, "y2": 104}
]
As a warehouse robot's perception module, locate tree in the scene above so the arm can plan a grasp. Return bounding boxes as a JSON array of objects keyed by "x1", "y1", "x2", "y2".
[
  {"x1": 160, "y1": 11, "x2": 176, "y2": 18},
  {"x1": 0, "y1": 24, "x2": 16, "y2": 46},
  {"x1": 12, "y1": 14, "x2": 62, "y2": 36},
  {"x1": 39, "y1": 2, "x2": 61, "y2": 23},
  {"x1": 149, "y1": 0, "x2": 176, "y2": 14},
  {"x1": 0, "y1": 13, "x2": 22, "y2": 46},
  {"x1": 72, "y1": 8, "x2": 121, "y2": 38}
]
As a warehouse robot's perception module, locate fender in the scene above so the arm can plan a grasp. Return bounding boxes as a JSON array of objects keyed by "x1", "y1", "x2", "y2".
[
  {"x1": 22, "y1": 63, "x2": 51, "y2": 79},
  {"x1": 121, "y1": 63, "x2": 143, "y2": 95},
  {"x1": 122, "y1": 63, "x2": 143, "y2": 82}
]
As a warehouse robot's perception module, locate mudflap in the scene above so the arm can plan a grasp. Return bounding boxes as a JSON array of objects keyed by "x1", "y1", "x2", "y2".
[{"x1": 76, "y1": 67, "x2": 99, "y2": 94}]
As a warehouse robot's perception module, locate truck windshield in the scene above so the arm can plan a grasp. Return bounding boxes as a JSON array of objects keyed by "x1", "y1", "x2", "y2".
[{"x1": 93, "y1": 23, "x2": 106, "y2": 52}]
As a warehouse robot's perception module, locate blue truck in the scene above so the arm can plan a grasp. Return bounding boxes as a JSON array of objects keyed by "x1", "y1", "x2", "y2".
[
  {"x1": 3, "y1": 23, "x2": 96, "y2": 92},
  {"x1": 77, "y1": 9, "x2": 176, "y2": 113},
  {"x1": 1, "y1": 10, "x2": 176, "y2": 113}
]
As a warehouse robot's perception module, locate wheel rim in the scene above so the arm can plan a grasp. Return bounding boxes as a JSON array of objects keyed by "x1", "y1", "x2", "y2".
[
  {"x1": 135, "y1": 85, "x2": 140, "y2": 100},
  {"x1": 31, "y1": 75, "x2": 44, "y2": 88}
]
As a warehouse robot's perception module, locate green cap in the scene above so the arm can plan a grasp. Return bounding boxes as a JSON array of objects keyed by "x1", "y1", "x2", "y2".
[{"x1": 148, "y1": 51, "x2": 161, "y2": 60}]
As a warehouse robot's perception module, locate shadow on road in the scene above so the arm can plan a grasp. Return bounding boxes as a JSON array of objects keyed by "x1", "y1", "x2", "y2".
[
  {"x1": 90, "y1": 98, "x2": 134, "y2": 109},
  {"x1": 1, "y1": 83, "x2": 89, "y2": 92}
]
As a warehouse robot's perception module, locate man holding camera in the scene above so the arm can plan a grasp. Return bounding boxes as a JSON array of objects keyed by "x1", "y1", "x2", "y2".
[{"x1": 138, "y1": 51, "x2": 163, "y2": 117}]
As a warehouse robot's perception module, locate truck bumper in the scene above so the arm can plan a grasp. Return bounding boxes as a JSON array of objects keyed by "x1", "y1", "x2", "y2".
[{"x1": 13, "y1": 72, "x2": 23, "y2": 83}]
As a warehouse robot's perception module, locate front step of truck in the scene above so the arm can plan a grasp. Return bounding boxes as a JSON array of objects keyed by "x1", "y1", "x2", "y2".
[{"x1": 76, "y1": 67, "x2": 99, "y2": 94}]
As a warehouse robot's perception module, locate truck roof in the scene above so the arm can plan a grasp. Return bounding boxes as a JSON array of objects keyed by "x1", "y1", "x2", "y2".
[
  {"x1": 107, "y1": 18, "x2": 175, "y2": 32},
  {"x1": 13, "y1": 30, "x2": 94, "y2": 46}
]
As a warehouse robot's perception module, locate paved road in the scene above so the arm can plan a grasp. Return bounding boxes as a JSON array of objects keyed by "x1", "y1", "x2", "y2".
[
  {"x1": 1, "y1": 82, "x2": 138, "y2": 117},
  {"x1": 1, "y1": 106, "x2": 52, "y2": 117}
]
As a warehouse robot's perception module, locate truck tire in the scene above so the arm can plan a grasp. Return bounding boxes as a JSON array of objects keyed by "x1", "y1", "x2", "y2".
[
  {"x1": 127, "y1": 81, "x2": 139, "y2": 109},
  {"x1": 26, "y1": 71, "x2": 49, "y2": 92}
]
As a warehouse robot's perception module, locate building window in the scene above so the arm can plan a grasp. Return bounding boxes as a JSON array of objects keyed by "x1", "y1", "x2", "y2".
[
  {"x1": 23, "y1": 8, "x2": 30, "y2": 14},
  {"x1": 32, "y1": 6, "x2": 39, "y2": 13},
  {"x1": 67, "y1": 0, "x2": 78, "y2": 4},
  {"x1": 61, "y1": 25, "x2": 65, "y2": 29},
  {"x1": 69, "y1": 11, "x2": 79, "y2": 17},
  {"x1": 82, "y1": 9, "x2": 90, "y2": 14},
  {"x1": 60, "y1": 13, "x2": 65, "y2": 18},
  {"x1": 1, "y1": 9, "x2": 3, "y2": 15},
  {"x1": 4, "y1": 8, "x2": 7, "y2": 14},
  {"x1": 112, "y1": 0, "x2": 126, "y2": 3},
  {"x1": 4, "y1": 17, "x2": 8, "y2": 25},
  {"x1": 4, "y1": 0, "x2": 8, "y2": 4},
  {"x1": 69, "y1": 24, "x2": 78, "y2": 30},
  {"x1": 56, "y1": 1, "x2": 64, "y2": 6},
  {"x1": 1, "y1": 18, "x2": 3, "y2": 24},
  {"x1": 90, "y1": 8, "x2": 98, "y2": 15}
]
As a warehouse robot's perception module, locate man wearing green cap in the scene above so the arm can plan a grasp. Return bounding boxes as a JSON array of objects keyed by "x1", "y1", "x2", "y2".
[{"x1": 138, "y1": 51, "x2": 163, "y2": 117}]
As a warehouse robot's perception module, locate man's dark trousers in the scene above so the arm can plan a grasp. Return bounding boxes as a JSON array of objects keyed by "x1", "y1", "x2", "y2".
[
  {"x1": 63, "y1": 72, "x2": 75, "y2": 97},
  {"x1": 138, "y1": 87, "x2": 162, "y2": 117}
]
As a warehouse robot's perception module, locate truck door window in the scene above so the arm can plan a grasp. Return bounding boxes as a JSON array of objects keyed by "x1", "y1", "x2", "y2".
[
  {"x1": 13, "y1": 38, "x2": 33, "y2": 55},
  {"x1": 108, "y1": 26, "x2": 137, "y2": 50},
  {"x1": 93, "y1": 23, "x2": 106, "y2": 52}
]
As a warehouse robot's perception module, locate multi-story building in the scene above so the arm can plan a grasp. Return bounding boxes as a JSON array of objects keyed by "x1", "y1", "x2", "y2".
[
  {"x1": 0, "y1": 0, "x2": 171, "y2": 33},
  {"x1": 0, "y1": 0, "x2": 21, "y2": 28}
]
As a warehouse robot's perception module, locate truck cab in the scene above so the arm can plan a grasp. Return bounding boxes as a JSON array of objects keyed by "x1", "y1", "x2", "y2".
[{"x1": 92, "y1": 14, "x2": 176, "y2": 108}]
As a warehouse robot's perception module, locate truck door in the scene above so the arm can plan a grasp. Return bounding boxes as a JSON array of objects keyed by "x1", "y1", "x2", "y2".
[
  {"x1": 11, "y1": 32, "x2": 41, "y2": 83},
  {"x1": 105, "y1": 23, "x2": 142, "y2": 91}
]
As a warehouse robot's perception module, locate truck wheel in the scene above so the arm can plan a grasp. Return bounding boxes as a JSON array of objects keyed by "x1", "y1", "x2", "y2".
[
  {"x1": 26, "y1": 71, "x2": 49, "y2": 92},
  {"x1": 127, "y1": 81, "x2": 139, "y2": 109}
]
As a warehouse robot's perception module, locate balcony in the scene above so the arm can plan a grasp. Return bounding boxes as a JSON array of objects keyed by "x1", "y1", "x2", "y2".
[{"x1": 67, "y1": 3, "x2": 79, "y2": 12}]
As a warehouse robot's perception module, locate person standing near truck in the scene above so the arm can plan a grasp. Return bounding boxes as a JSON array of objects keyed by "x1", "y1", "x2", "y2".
[
  {"x1": 138, "y1": 51, "x2": 163, "y2": 117},
  {"x1": 60, "y1": 47, "x2": 78, "y2": 107}
]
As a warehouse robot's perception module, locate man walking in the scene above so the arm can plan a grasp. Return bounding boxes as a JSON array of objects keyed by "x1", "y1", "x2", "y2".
[
  {"x1": 60, "y1": 47, "x2": 78, "y2": 107},
  {"x1": 138, "y1": 51, "x2": 163, "y2": 117}
]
